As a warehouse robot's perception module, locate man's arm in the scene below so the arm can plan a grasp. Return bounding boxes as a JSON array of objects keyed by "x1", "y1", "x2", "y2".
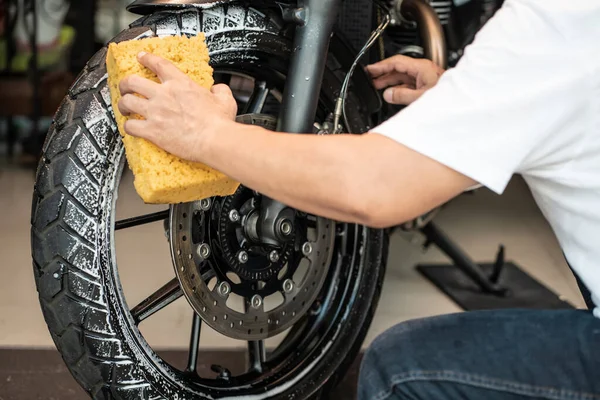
[
  {"x1": 201, "y1": 123, "x2": 475, "y2": 227},
  {"x1": 118, "y1": 53, "x2": 474, "y2": 228},
  {"x1": 119, "y1": 54, "x2": 475, "y2": 227}
]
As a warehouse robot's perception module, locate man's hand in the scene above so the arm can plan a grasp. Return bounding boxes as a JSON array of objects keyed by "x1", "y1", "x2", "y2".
[
  {"x1": 367, "y1": 55, "x2": 444, "y2": 105},
  {"x1": 118, "y1": 52, "x2": 237, "y2": 162}
]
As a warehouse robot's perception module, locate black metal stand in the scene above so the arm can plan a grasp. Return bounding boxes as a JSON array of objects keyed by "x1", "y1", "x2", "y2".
[{"x1": 417, "y1": 222, "x2": 573, "y2": 311}]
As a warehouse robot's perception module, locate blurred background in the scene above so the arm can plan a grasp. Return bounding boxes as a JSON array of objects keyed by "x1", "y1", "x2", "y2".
[{"x1": 0, "y1": 0, "x2": 136, "y2": 165}]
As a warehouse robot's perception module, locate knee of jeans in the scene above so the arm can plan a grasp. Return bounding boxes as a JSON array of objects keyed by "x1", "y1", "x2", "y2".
[
  {"x1": 360, "y1": 322, "x2": 422, "y2": 375},
  {"x1": 359, "y1": 321, "x2": 429, "y2": 400},
  {"x1": 358, "y1": 343, "x2": 387, "y2": 400},
  {"x1": 361, "y1": 317, "x2": 449, "y2": 377}
]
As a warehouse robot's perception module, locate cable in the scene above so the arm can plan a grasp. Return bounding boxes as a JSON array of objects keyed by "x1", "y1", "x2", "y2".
[
  {"x1": 333, "y1": 3, "x2": 391, "y2": 133},
  {"x1": 376, "y1": 7, "x2": 386, "y2": 61}
]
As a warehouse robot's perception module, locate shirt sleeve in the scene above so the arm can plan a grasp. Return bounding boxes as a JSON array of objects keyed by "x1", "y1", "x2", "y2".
[{"x1": 371, "y1": 0, "x2": 586, "y2": 194}]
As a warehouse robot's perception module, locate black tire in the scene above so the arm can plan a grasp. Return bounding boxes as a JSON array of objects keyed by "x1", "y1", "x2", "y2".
[{"x1": 31, "y1": 5, "x2": 386, "y2": 399}]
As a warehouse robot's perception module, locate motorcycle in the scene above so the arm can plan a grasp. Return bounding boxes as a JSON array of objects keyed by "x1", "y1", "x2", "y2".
[{"x1": 30, "y1": 0, "x2": 500, "y2": 398}]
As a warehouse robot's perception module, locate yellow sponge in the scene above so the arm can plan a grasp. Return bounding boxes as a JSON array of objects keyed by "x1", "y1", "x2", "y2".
[{"x1": 106, "y1": 34, "x2": 240, "y2": 204}]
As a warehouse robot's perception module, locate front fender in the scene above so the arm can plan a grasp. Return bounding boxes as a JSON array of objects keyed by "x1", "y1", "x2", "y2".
[{"x1": 127, "y1": 0, "x2": 236, "y2": 14}]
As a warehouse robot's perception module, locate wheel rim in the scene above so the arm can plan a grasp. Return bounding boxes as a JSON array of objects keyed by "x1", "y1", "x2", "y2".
[{"x1": 106, "y1": 66, "x2": 368, "y2": 395}]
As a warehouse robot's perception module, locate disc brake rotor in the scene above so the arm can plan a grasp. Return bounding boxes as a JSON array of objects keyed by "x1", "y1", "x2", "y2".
[{"x1": 170, "y1": 114, "x2": 335, "y2": 341}]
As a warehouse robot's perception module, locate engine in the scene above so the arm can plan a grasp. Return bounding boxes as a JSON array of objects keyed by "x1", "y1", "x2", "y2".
[
  {"x1": 384, "y1": 0, "x2": 501, "y2": 64},
  {"x1": 337, "y1": 0, "x2": 501, "y2": 66},
  {"x1": 428, "y1": 0, "x2": 454, "y2": 24}
]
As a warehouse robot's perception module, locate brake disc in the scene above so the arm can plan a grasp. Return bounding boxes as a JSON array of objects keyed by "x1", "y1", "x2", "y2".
[{"x1": 170, "y1": 114, "x2": 335, "y2": 341}]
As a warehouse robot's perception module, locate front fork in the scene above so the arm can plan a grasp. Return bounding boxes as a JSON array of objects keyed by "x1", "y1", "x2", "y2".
[
  {"x1": 259, "y1": 0, "x2": 342, "y2": 244},
  {"x1": 277, "y1": 0, "x2": 342, "y2": 133}
]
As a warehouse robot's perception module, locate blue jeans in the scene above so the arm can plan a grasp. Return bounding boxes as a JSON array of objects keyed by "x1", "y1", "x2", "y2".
[{"x1": 358, "y1": 309, "x2": 600, "y2": 400}]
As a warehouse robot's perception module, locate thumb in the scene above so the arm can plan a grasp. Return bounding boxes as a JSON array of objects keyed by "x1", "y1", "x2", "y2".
[
  {"x1": 211, "y1": 83, "x2": 234, "y2": 98},
  {"x1": 383, "y1": 86, "x2": 424, "y2": 106},
  {"x1": 211, "y1": 84, "x2": 238, "y2": 118}
]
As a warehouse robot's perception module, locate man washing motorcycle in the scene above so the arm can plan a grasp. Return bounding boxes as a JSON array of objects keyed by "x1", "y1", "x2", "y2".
[{"x1": 117, "y1": 0, "x2": 600, "y2": 398}]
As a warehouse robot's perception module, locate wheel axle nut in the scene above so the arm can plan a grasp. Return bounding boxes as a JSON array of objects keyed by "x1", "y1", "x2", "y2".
[
  {"x1": 302, "y1": 242, "x2": 313, "y2": 256},
  {"x1": 198, "y1": 243, "x2": 211, "y2": 259},
  {"x1": 269, "y1": 250, "x2": 280, "y2": 263},
  {"x1": 200, "y1": 198, "x2": 211, "y2": 211},
  {"x1": 251, "y1": 295, "x2": 262, "y2": 309},
  {"x1": 218, "y1": 281, "x2": 231, "y2": 297},
  {"x1": 283, "y1": 279, "x2": 294, "y2": 293},
  {"x1": 229, "y1": 209, "x2": 240, "y2": 223},
  {"x1": 280, "y1": 220, "x2": 293, "y2": 236},
  {"x1": 238, "y1": 251, "x2": 249, "y2": 264}
]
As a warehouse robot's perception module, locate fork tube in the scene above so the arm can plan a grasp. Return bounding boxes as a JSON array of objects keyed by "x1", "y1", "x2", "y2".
[
  {"x1": 261, "y1": 0, "x2": 341, "y2": 241},
  {"x1": 277, "y1": 0, "x2": 342, "y2": 133}
]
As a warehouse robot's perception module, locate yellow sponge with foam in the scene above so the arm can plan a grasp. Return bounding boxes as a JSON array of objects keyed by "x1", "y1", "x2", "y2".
[{"x1": 106, "y1": 34, "x2": 240, "y2": 204}]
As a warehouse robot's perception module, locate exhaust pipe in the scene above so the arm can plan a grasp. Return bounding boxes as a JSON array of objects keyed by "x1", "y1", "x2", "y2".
[{"x1": 395, "y1": 0, "x2": 448, "y2": 69}]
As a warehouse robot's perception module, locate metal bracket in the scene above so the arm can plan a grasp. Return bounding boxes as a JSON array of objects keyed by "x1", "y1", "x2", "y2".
[{"x1": 281, "y1": 6, "x2": 307, "y2": 25}]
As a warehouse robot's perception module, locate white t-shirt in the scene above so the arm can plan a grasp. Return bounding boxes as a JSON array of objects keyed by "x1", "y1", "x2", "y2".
[{"x1": 373, "y1": 0, "x2": 600, "y2": 315}]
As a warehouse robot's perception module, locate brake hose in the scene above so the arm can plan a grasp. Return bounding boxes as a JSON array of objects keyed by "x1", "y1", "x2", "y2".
[{"x1": 333, "y1": 1, "x2": 391, "y2": 133}]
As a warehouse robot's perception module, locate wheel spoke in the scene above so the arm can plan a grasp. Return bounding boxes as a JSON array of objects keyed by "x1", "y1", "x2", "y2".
[
  {"x1": 268, "y1": 317, "x2": 308, "y2": 363},
  {"x1": 201, "y1": 264, "x2": 216, "y2": 282},
  {"x1": 187, "y1": 313, "x2": 202, "y2": 373},
  {"x1": 131, "y1": 278, "x2": 183, "y2": 324},
  {"x1": 243, "y1": 80, "x2": 269, "y2": 114},
  {"x1": 115, "y1": 210, "x2": 169, "y2": 231},
  {"x1": 244, "y1": 297, "x2": 266, "y2": 373},
  {"x1": 247, "y1": 340, "x2": 266, "y2": 373}
]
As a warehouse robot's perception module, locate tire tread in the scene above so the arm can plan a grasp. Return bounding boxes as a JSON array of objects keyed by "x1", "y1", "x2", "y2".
[{"x1": 32, "y1": 41, "x2": 138, "y2": 400}]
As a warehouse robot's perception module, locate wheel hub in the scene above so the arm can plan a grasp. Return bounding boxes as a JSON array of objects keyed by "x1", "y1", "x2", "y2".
[
  {"x1": 218, "y1": 188, "x2": 294, "y2": 284},
  {"x1": 169, "y1": 114, "x2": 335, "y2": 341}
]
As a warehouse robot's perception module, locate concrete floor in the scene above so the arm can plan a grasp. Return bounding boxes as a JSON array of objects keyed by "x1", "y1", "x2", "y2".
[{"x1": 0, "y1": 166, "x2": 586, "y2": 351}]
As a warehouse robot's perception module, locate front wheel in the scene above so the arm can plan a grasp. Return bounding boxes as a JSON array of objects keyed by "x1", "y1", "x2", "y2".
[{"x1": 31, "y1": 5, "x2": 387, "y2": 399}]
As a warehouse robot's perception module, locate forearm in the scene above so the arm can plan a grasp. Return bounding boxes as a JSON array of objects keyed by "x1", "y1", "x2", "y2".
[
  {"x1": 120, "y1": 53, "x2": 476, "y2": 226},
  {"x1": 200, "y1": 121, "x2": 473, "y2": 227},
  {"x1": 202, "y1": 121, "x2": 378, "y2": 224}
]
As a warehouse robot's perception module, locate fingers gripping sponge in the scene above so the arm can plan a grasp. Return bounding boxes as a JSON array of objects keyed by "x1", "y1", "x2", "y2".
[{"x1": 106, "y1": 35, "x2": 240, "y2": 204}]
